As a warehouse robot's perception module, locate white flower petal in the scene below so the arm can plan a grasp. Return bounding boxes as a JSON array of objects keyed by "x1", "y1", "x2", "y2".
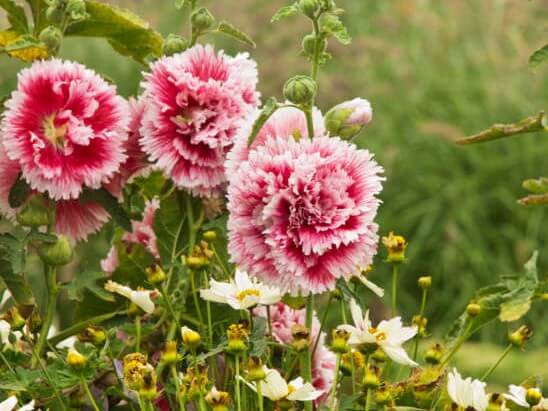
[
  {"x1": 0, "y1": 396, "x2": 18, "y2": 411},
  {"x1": 349, "y1": 299, "x2": 365, "y2": 331},
  {"x1": 234, "y1": 269, "x2": 253, "y2": 290},
  {"x1": 130, "y1": 290, "x2": 155, "y2": 314},
  {"x1": 19, "y1": 400, "x2": 35, "y2": 411},
  {"x1": 287, "y1": 377, "x2": 322, "y2": 401},
  {"x1": 382, "y1": 345, "x2": 418, "y2": 367},
  {"x1": 358, "y1": 277, "x2": 384, "y2": 297},
  {"x1": 503, "y1": 385, "x2": 529, "y2": 408}
]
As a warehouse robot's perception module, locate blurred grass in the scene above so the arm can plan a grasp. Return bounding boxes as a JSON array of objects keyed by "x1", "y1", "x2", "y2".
[{"x1": 0, "y1": 0, "x2": 546, "y2": 362}]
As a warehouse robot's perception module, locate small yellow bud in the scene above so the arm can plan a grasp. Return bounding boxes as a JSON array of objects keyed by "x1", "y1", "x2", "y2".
[
  {"x1": 203, "y1": 230, "x2": 217, "y2": 242},
  {"x1": 2, "y1": 307, "x2": 26, "y2": 331},
  {"x1": 67, "y1": 348, "x2": 87, "y2": 369},
  {"x1": 205, "y1": 387, "x2": 231, "y2": 411},
  {"x1": 466, "y1": 302, "x2": 481, "y2": 317},
  {"x1": 341, "y1": 350, "x2": 365, "y2": 375},
  {"x1": 363, "y1": 365, "x2": 381, "y2": 389},
  {"x1": 424, "y1": 343, "x2": 443, "y2": 365},
  {"x1": 375, "y1": 386, "x2": 392, "y2": 405},
  {"x1": 162, "y1": 341, "x2": 179, "y2": 364},
  {"x1": 526, "y1": 388, "x2": 542, "y2": 406},
  {"x1": 226, "y1": 323, "x2": 249, "y2": 354},
  {"x1": 145, "y1": 264, "x2": 166, "y2": 285},
  {"x1": 382, "y1": 231, "x2": 407, "y2": 263},
  {"x1": 331, "y1": 329, "x2": 350, "y2": 354},
  {"x1": 508, "y1": 325, "x2": 533, "y2": 347},
  {"x1": 185, "y1": 255, "x2": 207, "y2": 269},
  {"x1": 78, "y1": 326, "x2": 106, "y2": 346},
  {"x1": 412, "y1": 315, "x2": 428, "y2": 337},
  {"x1": 370, "y1": 347, "x2": 387, "y2": 363},
  {"x1": 291, "y1": 324, "x2": 310, "y2": 352},
  {"x1": 246, "y1": 357, "x2": 266, "y2": 381},
  {"x1": 181, "y1": 326, "x2": 201, "y2": 349},
  {"x1": 418, "y1": 275, "x2": 432, "y2": 290}
]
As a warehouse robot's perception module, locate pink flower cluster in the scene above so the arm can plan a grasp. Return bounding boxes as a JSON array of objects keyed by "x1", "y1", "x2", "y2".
[{"x1": 227, "y1": 107, "x2": 384, "y2": 294}]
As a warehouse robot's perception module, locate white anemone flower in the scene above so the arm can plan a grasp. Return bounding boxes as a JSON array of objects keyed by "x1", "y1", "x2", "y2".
[
  {"x1": 447, "y1": 368, "x2": 488, "y2": 411},
  {"x1": 104, "y1": 281, "x2": 156, "y2": 314},
  {"x1": 200, "y1": 269, "x2": 281, "y2": 310},
  {"x1": 504, "y1": 385, "x2": 543, "y2": 408},
  {"x1": 0, "y1": 396, "x2": 34, "y2": 411},
  {"x1": 241, "y1": 366, "x2": 322, "y2": 402},
  {"x1": 338, "y1": 299, "x2": 418, "y2": 366}
]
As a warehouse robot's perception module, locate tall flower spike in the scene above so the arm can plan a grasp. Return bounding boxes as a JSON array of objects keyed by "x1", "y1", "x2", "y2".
[
  {"x1": 104, "y1": 281, "x2": 156, "y2": 314},
  {"x1": 338, "y1": 299, "x2": 418, "y2": 367},
  {"x1": 200, "y1": 269, "x2": 282, "y2": 310},
  {"x1": 447, "y1": 368, "x2": 488, "y2": 411}
]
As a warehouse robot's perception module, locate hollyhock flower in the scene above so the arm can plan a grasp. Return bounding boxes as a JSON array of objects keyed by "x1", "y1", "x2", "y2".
[
  {"x1": 1, "y1": 59, "x2": 128, "y2": 201},
  {"x1": 227, "y1": 134, "x2": 383, "y2": 295},
  {"x1": 447, "y1": 369, "x2": 488, "y2": 411},
  {"x1": 338, "y1": 299, "x2": 418, "y2": 367},
  {"x1": 200, "y1": 269, "x2": 282, "y2": 310},
  {"x1": 0, "y1": 146, "x2": 112, "y2": 241},
  {"x1": 140, "y1": 44, "x2": 259, "y2": 196},
  {"x1": 241, "y1": 366, "x2": 322, "y2": 402},
  {"x1": 104, "y1": 280, "x2": 156, "y2": 314}
]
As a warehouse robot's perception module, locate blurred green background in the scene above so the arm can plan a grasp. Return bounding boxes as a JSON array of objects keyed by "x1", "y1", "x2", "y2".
[{"x1": 1, "y1": 0, "x2": 547, "y2": 389}]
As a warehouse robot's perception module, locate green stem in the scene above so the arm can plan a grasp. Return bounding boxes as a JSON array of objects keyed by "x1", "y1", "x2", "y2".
[
  {"x1": 48, "y1": 311, "x2": 123, "y2": 346},
  {"x1": 329, "y1": 353, "x2": 342, "y2": 408},
  {"x1": 189, "y1": 270, "x2": 204, "y2": 327},
  {"x1": 135, "y1": 315, "x2": 141, "y2": 352},
  {"x1": 171, "y1": 365, "x2": 185, "y2": 411},
  {"x1": 303, "y1": 294, "x2": 314, "y2": 411},
  {"x1": 305, "y1": 106, "x2": 315, "y2": 138},
  {"x1": 441, "y1": 322, "x2": 474, "y2": 366},
  {"x1": 31, "y1": 346, "x2": 67, "y2": 410},
  {"x1": 198, "y1": 397, "x2": 207, "y2": 411},
  {"x1": 481, "y1": 344, "x2": 513, "y2": 380},
  {"x1": 185, "y1": 192, "x2": 196, "y2": 249},
  {"x1": 364, "y1": 388, "x2": 373, "y2": 411},
  {"x1": 312, "y1": 293, "x2": 333, "y2": 357},
  {"x1": 340, "y1": 297, "x2": 348, "y2": 324},
  {"x1": 257, "y1": 380, "x2": 264, "y2": 411},
  {"x1": 235, "y1": 355, "x2": 242, "y2": 411},
  {"x1": 391, "y1": 264, "x2": 399, "y2": 316},
  {"x1": 412, "y1": 288, "x2": 428, "y2": 362},
  {"x1": 81, "y1": 377, "x2": 101, "y2": 411},
  {"x1": 311, "y1": 17, "x2": 321, "y2": 81},
  {"x1": 34, "y1": 265, "x2": 58, "y2": 364},
  {"x1": 160, "y1": 285, "x2": 181, "y2": 330}
]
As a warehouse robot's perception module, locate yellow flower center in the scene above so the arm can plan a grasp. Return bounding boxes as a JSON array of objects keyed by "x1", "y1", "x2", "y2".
[
  {"x1": 236, "y1": 288, "x2": 261, "y2": 301},
  {"x1": 287, "y1": 384, "x2": 296, "y2": 394},
  {"x1": 43, "y1": 114, "x2": 68, "y2": 148},
  {"x1": 368, "y1": 327, "x2": 387, "y2": 342}
]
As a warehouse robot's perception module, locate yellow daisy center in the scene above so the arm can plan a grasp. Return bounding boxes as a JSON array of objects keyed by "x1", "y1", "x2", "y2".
[
  {"x1": 236, "y1": 288, "x2": 261, "y2": 301},
  {"x1": 368, "y1": 327, "x2": 387, "y2": 342}
]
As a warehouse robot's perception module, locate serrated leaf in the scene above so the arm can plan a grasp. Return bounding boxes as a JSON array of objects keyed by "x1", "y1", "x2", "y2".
[
  {"x1": 0, "y1": 233, "x2": 33, "y2": 306},
  {"x1": 529, "y1": 43, "x2": 548, "y2": 68},
  {"x1": 65, "y1": 270, "x2": 115, "y2": 303},
  {"x1": 0, "y1": 0, "x2": 29, "y2": 33},
  {"x1": 271, "y1": 3, "x2": 300, "y2": 22},
  {"x1": 65, "y1": 1, "x2": 163, "y2": 64},
  {"x1": 249, "y1": 316, "x2": 267, "y2": 357},
  {"x1": 322, "y1": 14, "x2": 351, "y2": 45},
  {"x1": 247, "y1": 97, "x2": 279, "y2": 146},
  {"x1": 216, "y1": 21, "x2": 255, "y2": 48},
  {"x1": 153, "y1": 190, "x2": 189, "y2": 266},
  {"x1": 8, "y1": 172, "x2": 31, "y2": 208},
  {"x1": 80, "y1": 187, "x2": 131, "y2": 232}
]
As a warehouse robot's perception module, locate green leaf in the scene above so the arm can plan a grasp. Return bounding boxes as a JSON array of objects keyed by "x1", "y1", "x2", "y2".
[
  {"x1": 336, "y1": 278, "x2": 361, "y2": 303},
  {"x1": 247, "y1": 97, "x2": 279, "y2": 146},
  {"x1": 0, "y1": 0, "x2": 29, "y2": 33},
  {"x1": 65, "y1": 270, "x2": 115, "y2": 303},
  {"x1": 25, "y1": 0, "x2": 48, "y2": 34},
  {"x1": 522, "y1": 177, "x2": 548, "y2": 194},
  {"x1": 529, "y1": 43, "x2": 548, "y2": 68},
  {"x1": 249, "y1": 316, "x2": 267, "y2": 357},
  {"x1": 8, "y1": 172, "x2": 31, "y2": 208},
  {"x1": 271, "y1": 3, "x2": 300, "y2": 22},
  {"x1": 322, "y1": 14, "x2": 351, "y2": 45},
  {"x1": 216, "y1": 21, "x2": 255, "y2": 48},
  {"x1": 0, "y1": 233, "x2": 33, "y2": 306},
  {"x1": 174, "y1": 0, "x2": 186, "y2": 9},
  {"x1": 80, "y1": 187, "x2": 132, "y2": 232},
  {"x1": 26, "y1": 231, "x2": 57, "y2": 244},
  {"x1": 65, "y1": 1, "x2": 163, "y2": 64},
  {"x1": 153, "y1": 190, "x2": 188, "y2": 266}
]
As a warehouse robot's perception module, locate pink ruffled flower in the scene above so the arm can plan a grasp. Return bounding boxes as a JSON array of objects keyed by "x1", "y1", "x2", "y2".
[
  {"x1": 0, "y1": 145, "x2": 111, "y2": 241},
  {"x1": 101, "y1": 198, "x2": 160, "y2": 274},
  {"x1": 140, "y1": 44, "x2": 259, "y2": 197},
  {"x1": 227, "y1": 134, "x2": 384, "y2": 295},
  {"x1": 1, "y1": 59, "x2": 128, "y2": 200},
  {"x1": 254, "y1": 302, "x2": 335, "y2": 404}
]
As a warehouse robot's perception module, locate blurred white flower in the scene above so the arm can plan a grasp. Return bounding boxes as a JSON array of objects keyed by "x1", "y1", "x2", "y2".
[
  {"x1": 0, "y1": 396, "x2": 34, "y2": 411},
  {"x1": 338, "y1": 299, "x2": 417, "y2": 366},
  {"x1": 241, "y1": 365, "x2": 322, "y2": 402},
  {"x1": 104, "y1": 281, "x2": 156, "y2": 314},
  {"x1": 200, "y1": 269, "x2": 281, "y2": 310},
  {"x1": 447, "y1": 368, "x2": 488, "y2": 411},
  {"x1": 504, "y1": 385, "x2": 531, "y2": 408}
]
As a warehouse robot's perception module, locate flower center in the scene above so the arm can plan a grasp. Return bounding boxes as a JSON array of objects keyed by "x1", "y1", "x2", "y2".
[
  {"x1": 368, "y1": 327, "x2": 387, "y2": 342},
  {"x1": 287, "y1": 384, "x2": 296, "y2": 394},
  {"x1": 43, "y1": 114, "x2": 67, "y2": 149},
  {"x1": 236, "y1": 289, "x2": 261, "y2": 301}
]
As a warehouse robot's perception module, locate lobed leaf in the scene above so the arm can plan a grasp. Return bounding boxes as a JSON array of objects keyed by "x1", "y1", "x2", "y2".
[
  {"x1": 0, "y1": 233, "x2": 33, "y2": 306},
  {"x1": 271, "y1": 3, "x2": 300, "y2": 22},
  {"x1": 247, "y1": 97, "x2": 279, "y2": 146},
  {"x1": 65, "y1": 270, "x2": 115, "y2": 303},
  {"x1": 322, "y1": 14, "x2": 351, "y2": 45},
  {"x1": 529, "y1": 43, "x2": 548, "y2": 68},
  {"x1": 0, "y1": 0, "x2": 29, "y2": 33},
  {"x1": 216, "y1": 21, "x2": 255, "y2": 48}
]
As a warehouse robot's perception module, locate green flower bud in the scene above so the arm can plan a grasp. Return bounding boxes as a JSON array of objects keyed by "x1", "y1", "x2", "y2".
[
  {"x1": 302, "y1": 34, "x2": 327, "y2": 58},
  {"x1": 39, "y1": 26, "x2": 63, "y2": 51},
  {"x1": 363, "y1": 365, "x2": 380, "y2": 389},
  {"x1": 375, "y1": 386, "x2": 391, "y2": 405},
  {"x1": 78, "y1": 326, "x2": 107, "y2": 346},
  {"x1": 246, "y1": 357, "x2": 266, "y2": 381},
  {"x1": 283, "y1": 75, "x2": 317, "y2": 106},
  {"x1": 191, "y1": 7, "x2": 214, "y2": 31},
  {"x1": 145, "y1": 264, "x2": 167, "y2": 285},
  {"x1": 46, "y1": 0, "x2": 65, "y2": 24},
  {"x1": 508, "y1": 325, "x2": 533, "y2": 348},
  {"x1": 325, "y1": 98, "x2": 373, "y2": 140},
  {"x1": 37, "y1": 234, "x2": 73, "y2": 266},
  {"x1": 418, "y1": 275, "x2": 432, "y2": 290},
  {"x1": 27, "y1": 308, "x2": 42, "y2": 334},
  {"x1": 163, "y1": 34, "x2": 188, "y2": 56},
  {"x1": 526, "y1": 388, "x2": 542, "y2": 406},
  {"x1": 161, "y1": 341, "x2": 179, "y2": 364},
  {"x1": 331, "y1": 329, "x2": 350, "y2": 354},
  {"x1": 299, "y1": 0, "x2": 320, "y2": 18},
  {"x1": 16, "y1": 195, "x2": 50, "y2": 227},
  {"x1": 466, "y1": 302, "x2": 481, "y2": 317},
  {"x1": 66, "y1": 0, "x2": 87, "y2": 20},
  {"x1": 424, "y1": 343, "x2": 443, "y2": 365},
  {"x1": 282, "y1": 294, "x2": 307, "y2": 309},
  {"x1": 202, "y1": 230, "x2": 217, "y2": 242},
  {"x1": 370, "y1": 347, "x2": 387, "y2": 363},
  {"x1": 291, "y1": 324, "x2": 310, "y2": 352}
]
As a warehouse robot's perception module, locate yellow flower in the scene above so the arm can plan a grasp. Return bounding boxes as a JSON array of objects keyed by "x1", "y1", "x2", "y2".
[
  {"x1": 382, "y1": 231, "x2": 407, "y2": 263},
  {"x1": 181, "y1": 326, "x2": 201, "y2": 349},
  {"x1": 67, "y1": 348, "x2": 87, "y2": 369}
]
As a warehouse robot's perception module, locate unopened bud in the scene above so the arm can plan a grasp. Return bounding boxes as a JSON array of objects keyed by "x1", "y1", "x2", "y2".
[
  {"x1": 363, "y1": 365, "x2": 380, "y2": 389},
  {"x1": 299, "y1": 0, "x2": 320, "y2": 18},
  {"x1": 38, "y1": 234, "x2": 73, "y2": 266},
  {"x1": 2, "y1": 307, "x2": 26, "y2": 331},
  {"x1": 205, "y1": 387, "x2": 231, "y2": 411},
  {"x1": 184, "y1": 255, "x2": 207, "y2": 269},
  {"x1": 282, "y1": 294, "x2": 307, "y2": 309},
  {"x1": 291, "y1": 324, "x2": 310, "y2": 352},
  {"x1": 67, "y1": 348, "x2": 87, "y2": 369},
  {"x1": 145, "y1": 264, "x2": 166, "y2": 285},
  {"x1": 163, "y1": 34, "x2": 188, "y2": 56},
  {"x1": 16, "y1": 195, "x2": 50, "y2": 227},
  {"x1": 66, "y1": 0, "x2": 87, "y2": 20},
  {"x1": 466, "y1": 303, "x2": 481, "y2": 317},
  {"x1": 27, "y1": 308, "x2": 42, "y2": 334},
  {"x1": 226, "y1": 323, "x2": 248, "y2": 354},
  {"x1": 325, "y1": 98, "x2": 373, "y2": 140},
  {"x1": 370, "y1": 347, "x2": 387, "y2": 363},
  {"x1": 138, "y1": 365, "x2": 158, "y2": 400},
  {"x1": 246, "y1": 357, "x2": 266, "y2": 381},
  {"x1": 181, "y1": 326, "x2": 201, "y2": 349},
  {"x1": 382, "y1": 231, "x2": 407, "y2": 263},
  {"x1": 39, "y1": 26, "x2": 62, "y2": 51},
  {"x1": 375, "y1": 386, "x2": 391, "y2": 405},
  {"x1": 202, "y1": 230, "x2": 217, "y2": 242},
  {"x1": 162, "y1": 341, "x2": 179, "y2": 364},
  {"x1": 508, "y1": 325, "x2": 533, "y2": 347},
  {"x1": 424, "y1": 343, "x2": 443, "y2": 365},
  {"x1": 301, "y1": 34, "x2": 327, "y2": 58},
  {"x1": 191, "y1": 7, "x2": 214, "y2": 31},
  {"x1": 526, "y1": 388, "x2": 542, "y2": 406},
  {"x1": 283, "y1": 75, "x2": 317, "y2": 106},
  {"x1": 418, "y1": 275, "x2": 432, "y2": 290},
  {"x1": 412, "y1": 315, "x2": 428, "y2": 337},
  {"x1": 331, "y1": 328, "x2": 350, "y2": 353},
  {"x1": 46, "y1": 0, "x2": 65, "y2": 23},
  {"x1": 78, "y1": 326, "x2": 106, "y2": 346}
]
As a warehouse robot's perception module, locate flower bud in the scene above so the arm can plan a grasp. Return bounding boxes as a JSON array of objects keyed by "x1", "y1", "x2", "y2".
[
  {"x1": 16, "y1": 195, "x2": 50, "y2": 227},
  {"x1": 66, "y1": 0, "x2": 87, "y2": 20},
  {"x1": 370, "y1": 347, "x2": 387, "y2": 363},
  {"x1": 161, "y1": 341, "x2": 179, "y2": 364},
  {"x1": 375, "y1": 386, "x2": 392, "y2": 405},
  {"x1": 205, "y1": 387, "x2": 231, "y2": 411},
  {"x1": 412, "y1": 315, "x2": 428, "y2": 337},
  {"x1": 67, "y1": 348, "x2": 87, "y2": 369},
  {"x1": 181, "y1": 326, "x2": 201, "y2": 349},
  {"x1": 184, "y1": 255, "x2": 207, "y2": 269},
  {"x1": 508, "y1": 325, "x2": 533, "y2": 348},
  {"x1": 341, "y1": 350, "x2": 365, "y2": 375},
  {"x1": 382, "y1": 231, "x2": 407, "y2": 263},
  {"x1": 145, "y1": 264, "x2": 166, "y2": 285},
  {"x1": 39, "y1": 26, "x2": 62, "y2": 51},
  {"x1": 138, "y1": 364, "x2": 158, "y2": 400},
  {"x1": 163, "y1": 34, "x2": 188, "y2": 56},
  {"x1": 202, "y1": 230, "x2": 217, "y2": 242},
  {"x1": 46, "y1": 0, "x2": 65, "y2": 23},
  {"x1": 78, "y1": 326, "x2": 106, "y2": 346},
  {"x1": 291, "y1": 324, "x2": 310, "y2": 352},
  {"x1": 325, "y1": 98, "x2": 373, "y2": 140},
  {"x1": 191, "y1": 7, "x2": 214, "y2": 31},
  {"x1": 331, "y1": 328, "x2": 350, "y2": 354},
  {"x1": 246, "y1": 357, "x2": 266, "y2": 381},
  {"x1": 487, "y1": 393, "x2": 504, "y2": 411},
  {"x1": 37, "y1": 234, "x2": 73, "y2": 266},
  {"x1": 301, "y1": 34, "x2": 327, "y2": 57},
  {"x1": 526, "y1": 388, "x2": 542, "y2": 406},
  {"x1": 466, "y1": 302, "x2": 481, "y2": 317},
  {"x1": 363, "y1": 365, "x2": 380, "y2": 389},
  {"x1": 424, "y1": 343, "x2": 443, "y2": 365},
  {"x1": 2, "y1": 307, "x2": 26, "y2": 331},
  {"x1": 226, "y1": 323, "x2": 249, "y2": 354},
  {"x1": 299, "y1": 0, "x2": 320, "y2": 18},
  {"x1": 283, "y1": 75, "x2": 317, "y2": 106},
  {"x1": 418, "y1": 275, "x2": 432, "y2": 290},
  {"x1": 27, "y1": 308, "x2": 42, "y2": 334}
]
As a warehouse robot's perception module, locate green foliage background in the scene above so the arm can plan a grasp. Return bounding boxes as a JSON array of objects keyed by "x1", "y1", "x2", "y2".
[{"x1": 0, "y1": 0, "x2": 546, "y2": 383}]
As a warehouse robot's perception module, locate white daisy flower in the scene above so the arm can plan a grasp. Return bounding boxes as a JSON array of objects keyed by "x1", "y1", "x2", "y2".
[
  {"x1": 447, "y1": 368, "x2": 488, "y2": 411},
  {"x1": 200, "y1": 269, "x2": 281, "y2": 310},
  {"x1": 241, "y1": 366, "x2": 322, "y2": 402},
  {"x1": 0, "y1": 396, "x2": 34, "y2": 411},
  {"x1": 104, "y1": 281, "x2": 156, "y2": 314},
  {"x1": 338, "y1": 299, "x2": 418, "y2": 366},
  {"x1": 504, "y1": 385, "x2": 544, "y2": 409}
]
